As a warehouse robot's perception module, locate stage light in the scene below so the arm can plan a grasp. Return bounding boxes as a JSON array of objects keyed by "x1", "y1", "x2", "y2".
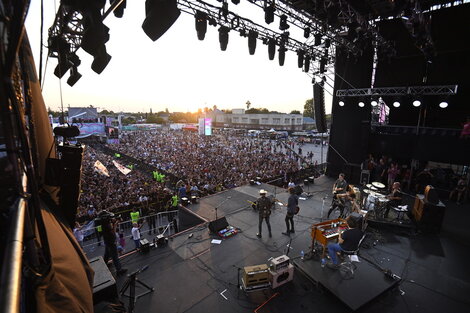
[
  {"x1": 91, "y1": 47, "x2": 112, "y2": 74},
  {"x1": 81, "y1": 23, "x2": 110, "y2": 56},
  {"x1": 278, "y1": 45, "x2": 286, "y2": 66},
  {"x1": 413, "y1": 100, "x2": 421, "y2": 107},
  {"x1": 371, "y1": 100, "x2": 378, "y2": 106},
  {"x1": 393, "y1": 101, "x2": 400, "y2": 107},
  {"x1": 304, "y1": 55, "x2": 311, "y2": 72},
  {"x1": 142, "y1": 0, "x2": 180, "y2": 41},
  {"x1": 239, "y1": 29, "x2": 246, "y2": 37},
  {"x1": 297, "y1": 49, "x2": 305, "y2": 68},
  {"x1": 54, "y1": 54, "x2": 72, "y2": 78},
  {"x1": 324, "y1": 38, "x2": 331, "y2": 48},
  {"x1": 358, "y1": 102, "x2": 365, "y2": 107},
  {"x1": 439, "y1": 101, "x2": 448, "y2": 108},
  {"x1": 319, "y1": 58, "x2": 326, "y2": 73},
  {"x1": 248, "y1": 30, "x2": 258, "y2": 55},
  {"x1": 114, "y1": 0, "x2": 126, "y2": 18},
  {"x1": 67, "y1": 66, "x2": 82, "y2": 86},
  {"x1": 231, "y1": 0, "x2": 240, "y2": 4},
  {"x1": 314, "y1": 34, "x2": 322, "y2": 46},
  {"x1": 264, "y1": 3, "x2": 275, "y2": 24},
  {"x1": 279, "y1": 15, "x2": 289, "y2": 31},
  {"x1": 218, "y1": 26, "x2": 229, "y2": 51},
  {"x1": 339, "y1": 101, "x2": 345, "y2": 107},
  {"x1": 304, "y1": 27, "x2": 310, "y2": 38},
  {"x1": 268, "y1": 38, "x2": 276, "y2": 60},
  {"x1": 195, "y1": 11, "x2": 208, "y2": 41}
]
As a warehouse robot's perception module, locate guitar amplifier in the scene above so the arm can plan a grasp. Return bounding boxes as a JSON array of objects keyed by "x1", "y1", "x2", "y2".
[
  {"x1": 269, "y1": 264, "x2": 294, "y2": 289},
  {"x1": 242, "y1": 264, "x2": 269, "y2": 287},
  {"x1": 269, "y1": 255, "x2": 290, "y2": 272}
]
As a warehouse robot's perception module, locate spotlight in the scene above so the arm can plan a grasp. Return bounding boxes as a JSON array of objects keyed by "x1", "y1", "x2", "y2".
[
  {"x1": 393, "y1": 101, "x2": 400, "y2": 107},
  {"x1": 248, "y1": 30, "x2": 258, "y2": 55},
  {"x1": 67, "y1": 66, "x2": 82, "y2": 87},
  {"x1": 218, "y1": 26, "x2": 229, "y2": 51},
  {"x1": 304, "y1": 55, "x2": 311, "y2": 72},
  {"x1": 371, "y1": 100, "x2": 378, "y2": 106},
  {"x1": 439, "y1": 101, "x2": 448, "y2": 108},
  {"x1": 279, "y1": 15, "x2": 289, "y2": 31},
  {"x1": 278, "y1": 45, "x2": 286, "y2": 66},
  {"x1": 324, "y1": 38, "x2": 331, "y2": 48},
  {"x1": 297, "y1": 50, "x2": 305, "y2": 68},
  {"x1": 314, "y1": 34, "x2": 322, "y2": 46},
  {"x1": 54, "y1": 54, "x2": 72, "y2": 78},
  {"x1": 195, "y1": 11, "x2": 208, "y2": 41},
  {"x1": 91, "y1": 46, "x2": 112, "y2": 74},
  {"x1": 239, "y1": 29, "x2": 247, "y2": 37},
  {"x1": 358, "y1": 102, "x2": 365, "y2": 107},
  {"x1": 268, "y1": 38, "x2": 276, "y2": 60},
  {"x1": 304, "y1": 27, "x2": 310, "y2": 38},
  {"x1": 208, "y1": 18, "x2": 217, "y2": 27},
  {"x1": 264, "y1": 3, "x2": 275, "y2": 24},
  {"x1": 231, "y1": 0, "x2": 240, "y2": 4},
  {"x1": 319, "y1": 58, "x2": 326, "y2": 73},
  {"x1": 114, "y1": 0, "x2": 126, "y2": 18},
  {"x1": 339, "y1": 101, "x2": 345, "y2": 107},
  {"x1": 142, "y1": 0, "x2": 181, "y2": 41},
  {"x1": 412, "y1": 100, "x2": 421, "y2": 107}
]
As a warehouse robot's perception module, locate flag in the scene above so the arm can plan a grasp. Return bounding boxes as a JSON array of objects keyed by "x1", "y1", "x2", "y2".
[
  {"x1": 94, "y1": 160, "x2": 109, "y2": 177},
  {"x1": 113, "y1": 160, "x2": 131, "y2": 175}
]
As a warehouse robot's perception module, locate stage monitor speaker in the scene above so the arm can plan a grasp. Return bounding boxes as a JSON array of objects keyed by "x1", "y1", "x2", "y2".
[
  {"x1": 313, "y1": 83, "x2": 327, "y2": 133},
  {"x1": 90, "y1": 257, "x2": 118, "y2": 304},
  {"x1": 142, "y1": 0, "x2": 181, "y2": 42},
  {"x1": 208, "y1": 216, "x2": 229, "y2": 233}
]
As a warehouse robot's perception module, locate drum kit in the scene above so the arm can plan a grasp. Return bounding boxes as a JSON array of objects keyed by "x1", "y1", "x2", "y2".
[{"x1": 362, "y1": 181, "x2": 389, "y2": 217}]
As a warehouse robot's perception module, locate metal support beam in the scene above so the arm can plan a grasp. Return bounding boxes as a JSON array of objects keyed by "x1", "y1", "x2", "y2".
[{"x1": 336, "y1": 85, "x2": 458, "y2": 97}]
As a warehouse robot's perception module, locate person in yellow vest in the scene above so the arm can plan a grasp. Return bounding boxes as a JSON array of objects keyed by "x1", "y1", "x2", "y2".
[
  {"x1": 130, "y1": 208, "x2": 140, "y2": 225},
  {"x1": 95, "y1": 223, "x2": 102, "y2": 246}
]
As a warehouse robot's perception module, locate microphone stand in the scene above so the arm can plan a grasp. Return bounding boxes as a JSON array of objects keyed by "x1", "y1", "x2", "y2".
[
  {"x1": 214, "y1": 196, "x2": 231, "y2": 220},
  {"x1": 320, "y1": 194, "x2": 328, "y2": 222}
]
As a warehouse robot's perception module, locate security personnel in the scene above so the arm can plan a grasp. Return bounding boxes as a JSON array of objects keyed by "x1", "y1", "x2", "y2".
[
  {"x1": 130, "y1": 208, "x2": 140, "y2": 225},
  {"x1": 256, "y1": 189, "x2": 273, "y2": 238}
]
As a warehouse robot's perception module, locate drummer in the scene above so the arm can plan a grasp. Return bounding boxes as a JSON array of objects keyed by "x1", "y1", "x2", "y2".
[
  {"x1": 384, "y1": 182, "x2": 402, "y2": 218},
  {"x1": 327, "y1": 173, "x2": 348, "y2": 218}
]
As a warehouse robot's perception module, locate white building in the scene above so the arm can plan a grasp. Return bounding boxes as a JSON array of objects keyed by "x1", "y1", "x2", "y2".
[{"x1": 210, "y1": 109, "x2": 303, "y2": 131}]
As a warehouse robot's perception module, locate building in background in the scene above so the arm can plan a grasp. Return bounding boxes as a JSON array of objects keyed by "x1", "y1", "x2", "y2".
[{"x1": 209, "y1": 109, "x2": 303, "y2": 131}]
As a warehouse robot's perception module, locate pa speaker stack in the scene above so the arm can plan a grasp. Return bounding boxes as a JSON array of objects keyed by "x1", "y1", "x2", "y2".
[{"x1": 268, "y1": 255, "x2": 294, "y2": 289}]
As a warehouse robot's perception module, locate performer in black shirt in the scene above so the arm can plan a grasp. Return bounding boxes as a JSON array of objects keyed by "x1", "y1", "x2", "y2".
[
  {"x1": 384, "y1": 182, "x2": 402, "y2": 218},
  {"x1": 282, "y1": 187, "x2": 298, "y2": 236},
  {"x1": 256, "y1": 189, "x2": 273, "y2": 238},
  {"x1": 327, "y1": 173, "x2": 348, "y2": 218},
  {"x1": 326, "y1": 216, "x2": 364, "y2": 269}
]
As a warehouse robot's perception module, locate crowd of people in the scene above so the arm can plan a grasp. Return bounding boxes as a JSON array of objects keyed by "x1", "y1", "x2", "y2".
[
  {"x1": 107, "y1": 130, "x2": 302, "y2": 191},
  {"x1": 76, "y1": 146, "x2": 171, "y2": 222}
]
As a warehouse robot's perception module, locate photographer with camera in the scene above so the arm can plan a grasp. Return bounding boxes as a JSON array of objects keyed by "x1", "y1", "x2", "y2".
[{"x1": 98, "y1": 211, "x2": 128, "y2": 276}]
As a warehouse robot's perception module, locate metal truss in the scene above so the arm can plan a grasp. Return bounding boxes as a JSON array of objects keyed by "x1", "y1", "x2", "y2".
[
  {"x1": 178, "y1": 0, "x2": 335, "y2": 66},
  {"x1": 47, "y1": 5, "x2": 84, "y2": 58},
  {"x1": 336, "y1": 85, "x2": 458, "y2": 97}
]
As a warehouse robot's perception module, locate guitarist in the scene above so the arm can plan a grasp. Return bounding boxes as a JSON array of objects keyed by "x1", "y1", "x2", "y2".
[
  {"x1": 327, "y1": 173, "x2": 348, "y2": 218},
  {"x1": 256, "y1": 189, "x2": 273, "y2": 238},
  {"x1": 283, "y1": 187, "x2": 299, "y2": 236}
]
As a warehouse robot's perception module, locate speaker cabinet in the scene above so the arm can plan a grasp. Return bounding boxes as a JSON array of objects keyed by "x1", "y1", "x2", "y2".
[
  {"x1": 269, "y1": 264, "x2": 294, "y2": 289},
  {"x1": 208, "y1": 216, "x2": 229, "y2": 233}
]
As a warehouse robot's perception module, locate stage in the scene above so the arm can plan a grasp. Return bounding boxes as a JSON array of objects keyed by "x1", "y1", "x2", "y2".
[{"x1": 91, "y1": 176, "x2": 470, "y2": 313}]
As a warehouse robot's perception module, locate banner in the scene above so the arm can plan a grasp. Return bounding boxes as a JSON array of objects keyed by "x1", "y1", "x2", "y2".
[
  {"x1": 113, "y1": 160, "x2": 131, "y2": 175},
  {"x1": 94, "y1": 160, "x2": 109, "y2": 177}
]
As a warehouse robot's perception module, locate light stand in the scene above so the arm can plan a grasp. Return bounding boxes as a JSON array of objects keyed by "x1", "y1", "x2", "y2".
[{"x1": 120, "y1": 265, "x2": 154, "y2": 313}]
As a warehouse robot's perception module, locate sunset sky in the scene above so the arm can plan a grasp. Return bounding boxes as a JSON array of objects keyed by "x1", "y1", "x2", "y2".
[{"x1": 25, "y1": 0, "x2": 334, "y2": 114}]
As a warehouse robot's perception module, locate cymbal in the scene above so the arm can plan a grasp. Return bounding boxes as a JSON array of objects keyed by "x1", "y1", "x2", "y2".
[
  {"x1": 366, "y1": 184, "x2": 373, "y2": 188},
  {"x1": 370, "y1": 186, "x2": 378, "y2": 191},
  {"x1": 363, "y1": 189, "x2": 371, "y2": 194},
  {"x1": 372, "y1": 181, "x2": 386, "y2": 189}
]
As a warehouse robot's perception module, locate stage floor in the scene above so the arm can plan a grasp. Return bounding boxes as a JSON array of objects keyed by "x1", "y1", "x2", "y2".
[{"x1": 94, "y1": 176, "x2": 470, "y2": 313}]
